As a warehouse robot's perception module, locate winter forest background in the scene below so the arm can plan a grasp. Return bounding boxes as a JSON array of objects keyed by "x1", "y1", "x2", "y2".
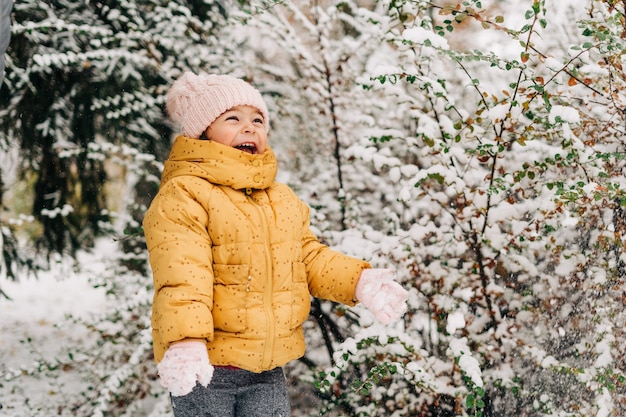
[{"x1": 1, "y1": 0, "x2": 625, "y2": 416}]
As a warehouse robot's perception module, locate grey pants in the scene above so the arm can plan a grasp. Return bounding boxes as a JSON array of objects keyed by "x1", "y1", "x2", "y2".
[{"x1": 170, "y1": 367, "x2": 292, "y2": 417}]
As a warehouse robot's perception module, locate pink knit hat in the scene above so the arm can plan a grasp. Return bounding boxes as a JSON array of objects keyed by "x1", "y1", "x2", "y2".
[{"x1": 166, "y1": 72, "x2": 269, "y2": 138}]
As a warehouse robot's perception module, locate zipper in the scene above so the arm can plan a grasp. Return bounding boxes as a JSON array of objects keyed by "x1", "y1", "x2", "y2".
[{"x1": 247, "y1": 192, "x2": 275, "y2": 369}]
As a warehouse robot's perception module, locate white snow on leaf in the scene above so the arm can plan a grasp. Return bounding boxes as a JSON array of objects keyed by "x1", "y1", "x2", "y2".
[
  {"x1": 488, "y1": 103, "x2": 510, "y2": 123},
  {"x1": 596, "y1": 387, "x2": 614, "y2": 417},
  {"x1": 398, "y1": 186, "x2": 412, "y2": 202},
  {"x1": 452, "y1": 287, "x2": 474, "y2": 302},
  {"x1": 402, "y1": 26, "x2": 449, "y2": 50},
  {"x1": 543, "y1": 57, "x2": 563, "y2": 71},
  {"x1": 389, "y1": 166, "x2": 401, "y2": 182},
  {"x1": 400, "y1": 164, "x2": 419, "y2": 178},
  {"x1": 449, "y1": 338, "x2": 483, "y2": 387},
  {"x1": 594, "y1": 321, "x2": 615, "y2": 368},
  {"x1": 446, "y1": 311, "x2": 466, "y2": 334},
  {"x1": 549, "y1": 105, "x2": 580, "y2": 124},
  {"x1": 593, "y1": 268, "x2": 607, "y2": 284},
  {"x1": 371, "y1": 64, "x2": 402, "y2": 78}
]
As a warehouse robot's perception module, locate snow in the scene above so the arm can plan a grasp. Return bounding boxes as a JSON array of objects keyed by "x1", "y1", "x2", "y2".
[
  {"x1": 445, "y1": 311, "x2": 466, "y2": 334},
  {"x1": 548, "y1": 105, "x2": 580, "y2": 124},
  {"x1": 402, "y1": 26, "x2": 449, "y2": 50},
  {"x1": 488, "y1": 103, "x2": 510, "y2": 124},
  {"x1": 397, "y1": 186, "x2": 412, "y2": 202},
  {"x1": 0, "y1": 244, "x2": 110, "y2": 414},
  {"x1": 371, "y1": 64, "x2": 401, "y2": 78},
  {"x1": 448, "y1": 338, "x2": 483, "y2": 388},
  {"x1": 596, "y1": 387, "x2": 613, "y2": 417},
  {"x1": 0, "y1": 255, "x2": 108, "y2": 360}
]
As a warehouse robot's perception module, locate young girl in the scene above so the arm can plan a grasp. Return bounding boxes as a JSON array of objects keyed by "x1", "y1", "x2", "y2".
[{"x1": 143, "y1": 71, "x2": 408, "y2": 417}]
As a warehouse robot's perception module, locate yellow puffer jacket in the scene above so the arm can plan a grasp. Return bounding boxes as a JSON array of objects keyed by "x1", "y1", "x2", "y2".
[{"x1": 143, "y1": 136, "x2": 370, "y2": 372}]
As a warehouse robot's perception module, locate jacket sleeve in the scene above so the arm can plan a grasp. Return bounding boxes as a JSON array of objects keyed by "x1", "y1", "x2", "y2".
[
  {"x1": 143, "y1": 177, "x2": 215, "y2": 349},
  {"x1": 298, "y1": 199, "x2": 371, "y2": 306}
]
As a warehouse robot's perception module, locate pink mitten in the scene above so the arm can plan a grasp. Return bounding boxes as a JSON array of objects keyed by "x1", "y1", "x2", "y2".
[
  {"x1": 157, "y1": 340, "x2": 214, "y2": 397},
  {"x1": 355, "y1": 269, "x2": 409, "y2": 325}
]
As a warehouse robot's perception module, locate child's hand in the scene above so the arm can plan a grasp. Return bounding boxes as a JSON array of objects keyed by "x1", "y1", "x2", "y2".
[
  {"x1": 157, "y1": 340, "x2": 214, "y2": 396},
  {"x1": 356, "y1": 269, "x2": 409, "y2": 325}
]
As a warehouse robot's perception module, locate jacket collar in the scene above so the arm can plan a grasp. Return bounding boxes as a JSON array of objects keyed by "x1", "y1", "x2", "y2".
[{"x1": 161, "y1": 135, "x2": 278, "y2": 190}]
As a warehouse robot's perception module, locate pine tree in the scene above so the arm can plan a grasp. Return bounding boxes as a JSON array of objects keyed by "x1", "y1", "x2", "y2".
[{"x1": 1, "y1": 0, "x2": 229, "y2": 257}]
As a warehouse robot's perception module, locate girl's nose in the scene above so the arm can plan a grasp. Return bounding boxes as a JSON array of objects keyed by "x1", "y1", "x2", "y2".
[{"x1": 242, "y1": 122, "x2": 255, "y2": 133}]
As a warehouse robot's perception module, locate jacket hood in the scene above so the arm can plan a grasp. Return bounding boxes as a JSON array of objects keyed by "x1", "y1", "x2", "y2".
[{"x1": 161, "y1": 135, "x2": 278, "y2": 190}]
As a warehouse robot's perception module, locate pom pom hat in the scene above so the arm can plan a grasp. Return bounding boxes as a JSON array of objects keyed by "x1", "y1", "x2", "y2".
[{"x1": 166, "y1": 71, "x2": 269, "y2": 139}]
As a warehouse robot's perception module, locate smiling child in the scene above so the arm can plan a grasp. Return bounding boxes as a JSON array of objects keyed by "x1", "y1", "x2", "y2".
[{"x1": 142, "y1": 71, "x2": 408, "y2": 417}]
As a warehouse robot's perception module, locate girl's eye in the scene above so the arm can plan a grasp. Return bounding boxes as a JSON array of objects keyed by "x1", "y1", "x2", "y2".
[
  {"x1": 226, "y1": 116, "x2": 239, "y2": 121},
  {"x1": 253, "y1": 118, "x2": 264, "y2": 124}
]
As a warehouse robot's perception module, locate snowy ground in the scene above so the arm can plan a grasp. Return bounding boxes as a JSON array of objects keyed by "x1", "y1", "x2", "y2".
[{"x1": 0, "y1": 248, "x2": 110, "y2": 416}]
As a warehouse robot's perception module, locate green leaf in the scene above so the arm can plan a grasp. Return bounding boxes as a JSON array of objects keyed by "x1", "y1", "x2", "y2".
[{"x1": 532, "y1": 1, "x2": 540, "y2": 14}]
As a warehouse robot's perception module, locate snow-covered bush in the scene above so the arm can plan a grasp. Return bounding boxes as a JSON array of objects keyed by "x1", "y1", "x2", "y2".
[{"x1": 304, "y1": 0, "x2": 626, "y2": 416}]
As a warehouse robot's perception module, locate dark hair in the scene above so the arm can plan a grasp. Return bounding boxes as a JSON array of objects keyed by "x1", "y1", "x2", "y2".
[{"x1": 199, "y1": 130, "x2": 209, "y2": 141}]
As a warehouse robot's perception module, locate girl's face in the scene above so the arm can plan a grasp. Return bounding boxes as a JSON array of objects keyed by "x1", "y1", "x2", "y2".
[{"x1": 204, "y1": 105, "x2": 268, "y2": 154}]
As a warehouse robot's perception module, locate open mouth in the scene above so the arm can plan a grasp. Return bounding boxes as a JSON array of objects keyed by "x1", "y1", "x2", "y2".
[{"x1": 235, "y1": 143, "x2": 257, "y2": 154}]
